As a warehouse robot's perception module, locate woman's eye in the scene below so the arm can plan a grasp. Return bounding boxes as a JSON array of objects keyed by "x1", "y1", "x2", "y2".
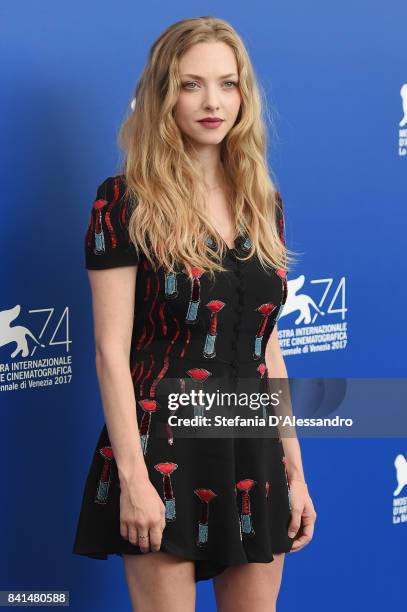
[{"x1": 181, "y1": 81, "x2": 239, "y2": 90}]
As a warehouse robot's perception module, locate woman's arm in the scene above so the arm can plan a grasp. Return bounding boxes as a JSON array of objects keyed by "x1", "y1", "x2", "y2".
[
  {"x1": 265, "y1": 323, "x2": 306, "y2": 483},
  {"x1": 89, "y1": 264, "x2": 149, "y2": 486},
  {"x1": 84, "y1": 175, "x2": 165, "y2": 553}
]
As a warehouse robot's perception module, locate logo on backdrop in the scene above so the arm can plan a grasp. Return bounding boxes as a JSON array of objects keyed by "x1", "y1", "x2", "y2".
[
  {"x1": 0, "y1": 304, "x2": 72, "y2": 392},
  {"x1": 399, "y1": 83, "x2": 407, "y2": 156},
  {"x1": 392, "y1": 453, "x2": 407, "y2": 525},
  {"x1": 278, "y1": 274, "x2": 347, "y2": 357}
]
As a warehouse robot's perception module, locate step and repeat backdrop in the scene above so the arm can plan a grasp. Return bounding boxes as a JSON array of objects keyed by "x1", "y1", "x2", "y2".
[{"x1": 1, "y1": 1, "x2": 406, "y2": 611}]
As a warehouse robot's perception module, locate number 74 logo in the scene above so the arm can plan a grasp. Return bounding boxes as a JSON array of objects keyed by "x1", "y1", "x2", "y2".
[
  {"x1": 0, "y1": 304, "x2": 70, "y2": 359},
  {"x1": 281, "y1": 275, "x2": 347, "y2": 325}
]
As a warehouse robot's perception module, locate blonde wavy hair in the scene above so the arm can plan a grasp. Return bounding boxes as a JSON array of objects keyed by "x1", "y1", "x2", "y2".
[{"x1": 116, "y1": 15, "x2": 298, "y2": 281}]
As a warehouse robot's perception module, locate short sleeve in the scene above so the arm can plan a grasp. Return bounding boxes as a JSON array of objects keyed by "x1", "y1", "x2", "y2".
[{"x1": 84, "y1": 175, "x2": 139, "y2": 270}]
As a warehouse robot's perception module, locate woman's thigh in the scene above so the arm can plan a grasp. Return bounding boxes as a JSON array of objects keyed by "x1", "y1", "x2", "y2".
[
  {"x1": 123, "y1": 551, "x2": 196, "y2": 612},
  {"x1": 213, "y1": 553, "x2": 286, "y2": 612}
]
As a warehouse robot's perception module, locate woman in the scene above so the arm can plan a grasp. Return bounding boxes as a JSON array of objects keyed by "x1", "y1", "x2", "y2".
[{"x1": 73, "y1": 16, "x2": 317, "y2": 612}]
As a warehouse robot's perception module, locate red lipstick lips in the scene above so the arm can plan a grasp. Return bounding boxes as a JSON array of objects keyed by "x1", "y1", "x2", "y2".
[{"x1": 198, "y1": 117, "x2": 224, "y2": 129}]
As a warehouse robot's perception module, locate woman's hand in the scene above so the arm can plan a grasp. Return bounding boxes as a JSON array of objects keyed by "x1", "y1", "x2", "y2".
[
  {"x1": 287, "y1": 480, "x2": 317, "y2": 552},
  {"x1": 119, "y1": 475, "x2": 166, "y2": 553}
]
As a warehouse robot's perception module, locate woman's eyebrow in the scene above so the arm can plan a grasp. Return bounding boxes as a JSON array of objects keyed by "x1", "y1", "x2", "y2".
[{"x1": 180, "y1": 73, "x2": 238, "y2": 80}]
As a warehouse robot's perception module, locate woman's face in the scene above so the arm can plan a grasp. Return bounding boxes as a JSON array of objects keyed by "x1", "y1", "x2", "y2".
[{"x1": 174, "y1": 41, "x2": 242, "y2": 147}]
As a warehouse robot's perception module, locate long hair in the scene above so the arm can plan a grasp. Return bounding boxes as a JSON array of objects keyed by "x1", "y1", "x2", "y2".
[{"x1": 117, "y1": 15, "x2": 298, "y2": 280}]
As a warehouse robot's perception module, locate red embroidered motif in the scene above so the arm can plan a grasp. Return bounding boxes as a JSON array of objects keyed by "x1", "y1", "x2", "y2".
[
  {"x1": 186, "y1": 368, "x2": 212, "y2": 418},
  {"x1": 185, "y1": 268, "x2": 205, "y2": 323},
  {"x1": 154, "y1": 462, "x2": 178, "y2": 521},
  {"x1": 139, "y1": 399, "x2": 159, "y2": 455},
  {"x1": 139, "y1": 353, "x2": 154, "y2": 398},
  {"x1": 236, "y1": 479, "x2": 256, "y2": 536},
  {"x1": 95, "y1": 446, "x2": 114, "y2": 504},
  {"x1": 179, "y1": 327, "x2": 191, "y2": 358},
  {"x1": 194, "y1": 488, "x2": 217, "y2": 547},
  {"x1": 203, "y1": 300, "x2": 225, "y2": 358},
  {"x1": 254, "y1": 303, "x2": 277, "y2": 359}
]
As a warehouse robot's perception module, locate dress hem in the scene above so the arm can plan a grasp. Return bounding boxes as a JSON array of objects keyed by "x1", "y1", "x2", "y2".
[{"x1": 72, "y1": 536, "x2": 294, "y2": 582}]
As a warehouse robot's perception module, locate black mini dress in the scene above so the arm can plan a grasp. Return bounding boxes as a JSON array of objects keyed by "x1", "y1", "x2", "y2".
[{"x1": 72, "y1": 174, "x2": 294, "y2": 582}]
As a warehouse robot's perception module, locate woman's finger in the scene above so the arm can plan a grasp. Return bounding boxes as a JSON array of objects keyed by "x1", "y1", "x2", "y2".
[
  {"x1": 290, "y1": 508, "x2": 316, "y2": 551},
  {"x1": 128, "y1": 525, "x2": 139, "y2": 546},
  {"x1": 287, "y1": 506, "x2": 303, "y2": 538},
  {"x1": 290, "y1": 532, "x2": 311, "y2": 550},
  {"x1": 149, "y1": 525, "x2": 163, "y2": 552},
  {"x1": 138, "y1": 531, "x2": 150, "y2": 553},
  {"x1": 120, "y1": 520, "x2": 128, "y2": 541}
]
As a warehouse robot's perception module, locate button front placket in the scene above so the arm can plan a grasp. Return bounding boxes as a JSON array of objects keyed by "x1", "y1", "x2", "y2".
[{"x1": 228, "y1": 236, "x2": 252, "y2": 381}]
